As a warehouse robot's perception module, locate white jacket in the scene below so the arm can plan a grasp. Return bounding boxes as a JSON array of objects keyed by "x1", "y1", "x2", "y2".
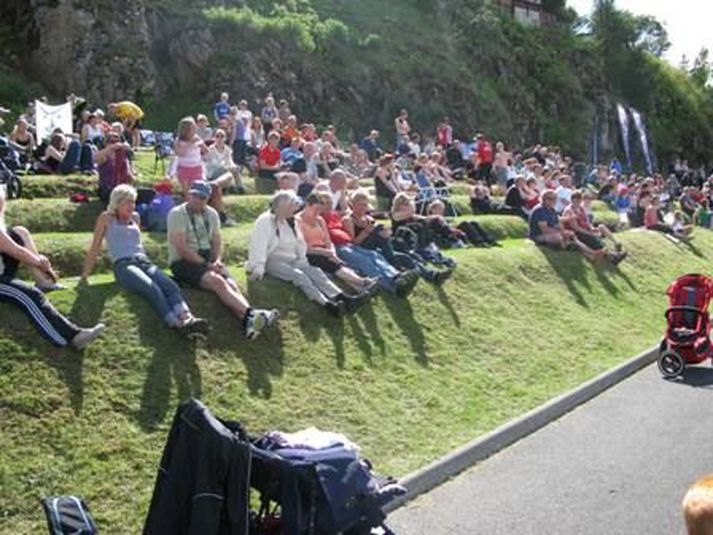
[{"x1": 247, "y1": 211, "x2": 308, "y2": 277}]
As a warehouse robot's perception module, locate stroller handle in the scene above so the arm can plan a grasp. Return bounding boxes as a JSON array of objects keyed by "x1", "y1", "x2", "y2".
[{"x1": 665, "y1": 306, "x2": 706, "y2": 319}]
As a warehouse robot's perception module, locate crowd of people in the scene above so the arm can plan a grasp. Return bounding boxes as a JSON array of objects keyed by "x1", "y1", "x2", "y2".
[{"x1": 2, "y1": 89, "x2": 713, "y2": 349}]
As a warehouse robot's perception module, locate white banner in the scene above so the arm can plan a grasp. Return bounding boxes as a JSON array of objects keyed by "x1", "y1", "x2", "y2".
[{"x1": 35, "y1": 100, "x2": 73, "y2": 141}]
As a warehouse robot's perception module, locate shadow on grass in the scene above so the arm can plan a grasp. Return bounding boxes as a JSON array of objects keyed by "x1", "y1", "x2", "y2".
[
  {"x1": 382, "y1": 293, "x2": 428, "y2": 366},
  {"x1": 433, "y1": 284, "x2": 460, "y2": 327},
  {"x1": 55, "y1": 281, "x2": 119, "y2": 414},
  {"x1": 538, "y1": 247, "x2": 591, "y2": 308}
]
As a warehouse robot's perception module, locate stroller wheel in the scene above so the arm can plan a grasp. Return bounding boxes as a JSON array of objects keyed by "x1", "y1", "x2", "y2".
[{"x1": 658, "y1": 351, "x2": 685, "y2": 379}]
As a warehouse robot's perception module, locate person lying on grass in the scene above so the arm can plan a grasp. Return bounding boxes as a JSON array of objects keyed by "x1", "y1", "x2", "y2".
[
  {"x1": 247, "y1": 191, "x2": 372, "y2": 318},
  {"x1": 560, "y1": 190, "x2": 628, "y2": 266},
  {"x1": 168, "y1": 180, "x2": 278, "y2": 340},
  {"x1": 0, "y1": 186, "x2": 104, "y2": 349},
  {"x1": 528, "y1": 190, "x2": 604, "y2": 261},
  {"x1": 81, "y1": 184, "x2": 210, "y2": 339}
]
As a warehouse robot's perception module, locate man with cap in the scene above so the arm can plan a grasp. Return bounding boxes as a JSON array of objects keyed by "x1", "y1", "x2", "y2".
[{"x1": 167, "y1": 181, "x2": 278, "y2": 340}]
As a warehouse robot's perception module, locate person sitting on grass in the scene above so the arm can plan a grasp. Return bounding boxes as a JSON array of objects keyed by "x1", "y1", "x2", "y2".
[
  {"x1": 195, "y1": 114, "x2": 214, "y2": 142},
  {"x1": 298, "y1": 193, "x2": 379, "y2": 293},
  {"x1": 8, "y1": 117, "x2": 36, "y2": 164},
  {"x1": 529, "y1": 190, "x2": 602, "y2": 261},
  {"x1": 168, "y1": 181, "x2": 278, "y2": 340},
  {"x1": 427, "y1": 199, "x2": 498, "y2": 248},
  {"x1": 374, "y1": 153, "x2": 403, "y2": 212},
  {"x1": 342, "y1": 189, "x2": 453, "y2": 285},
  {"x1": 317, "y1": 189, "x2": 420, "y2": 297},
  {"x1": 247, "y1": 191, "x2": 371, "y2": 318},
  {"x1": 205, "y1": 128, "x2": 245, "y2": 195},
  {"x1": 0, "y1": 186, "x2": 104, "y2": 349},
  {"x1": 390, "y1": 193, "x2": 457, "y2": 268},
  {"x1": 95, "y1": 131, "x2": 135, "y2": 203},
  {"x1": 561, "y1": 190, "x2": 628, "y2": 266},
  {"x1": 644, "y1": 196, "x2": 693, "y2": 240},
  {"x1": 694, "y1": 198, "x2": 712, "y2": 229},
  {"x1": 41, "y1": 131, "x2": 94, "y2": 175},
  {"x1": 258, "y1": 130, "x2": 283, "y2": 186},
  {"x1": 81, "y1": 185, "x2": 209, "y2": 338}
]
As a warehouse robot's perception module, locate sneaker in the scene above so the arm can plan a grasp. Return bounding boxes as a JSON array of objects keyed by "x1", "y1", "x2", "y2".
[
  {"x1": 338, "y1": 292, "x2": 370, "y2": 313},
  {"x1": 244, "y1": 310, "x2": 267, "y2": 341},
  {"x1": 179, "y1": 317, "x2": 211, "y2": 338},
  {"x1": 432, "y1": 268, "x2": 454, "y2": 286},
  {"x1": 360, "y1": 277, "x2": 381, "y2": 295},
  {"x1": 611, "y1": 250, "x2": 629, "y2": 266},
  {"x1": 325, "y1": 299, "x2": 347, "y2": 318},
  {"x1": 36, "y1": 282, "x2": 66, "y2": 293},
  {"x1": 260, "y1": 308, "x2": 280, "y2": 328},
  {"x1": 71, "y1": 323, "x2": 106, "y2": 350}
]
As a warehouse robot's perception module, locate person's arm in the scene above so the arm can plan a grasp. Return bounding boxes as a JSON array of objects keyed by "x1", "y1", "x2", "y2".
[
  {"x1": 248, "y1": 215, "x2": 270, "y2": 279},
  {"x1": 169, "y1": 228, "x2": 207, "y2": 265},
  {"x1": 80, "y1": 213, "x2": 109, "y2": 281},
  {"x1": 94, "y1": 142, "x2": 118, "y2": 165},
  {"x1": 209, "y1": 215, "x2": 223, "y2": 267},
  {"x1": 0, "y1": 229, "x2": 48, "y2": 270},
  {"x1": 45, "y1": 145, "x2": 64, "y2": 161}
]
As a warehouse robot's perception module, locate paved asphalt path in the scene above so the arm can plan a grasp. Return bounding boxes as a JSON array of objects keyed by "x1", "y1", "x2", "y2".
[{"x1": 389, "y1": 363, "x2": 713, "y2": 535}]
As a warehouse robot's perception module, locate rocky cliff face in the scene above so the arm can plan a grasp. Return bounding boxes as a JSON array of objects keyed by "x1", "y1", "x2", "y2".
[{"x1": 4, "y1": 0, "x2": 159, "y2": 102}]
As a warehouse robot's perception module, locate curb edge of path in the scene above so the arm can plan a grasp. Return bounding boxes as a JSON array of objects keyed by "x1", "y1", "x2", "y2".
[{"x1": 385, "y1": 344, "x2": 658, "y2": 513}]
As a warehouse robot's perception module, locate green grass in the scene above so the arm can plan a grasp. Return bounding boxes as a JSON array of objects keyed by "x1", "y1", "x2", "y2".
[{"x1": 1, "y1": 228, "x2": 711, "y2": 532}]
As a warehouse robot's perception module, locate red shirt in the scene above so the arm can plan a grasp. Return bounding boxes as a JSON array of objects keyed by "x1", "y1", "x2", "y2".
[
  {"x1": 323, "y1": 211, "x2": 352, "y2": 246},
  {"x1": 562, "y1": 205, "x2": 592, "y2": 232},
  {"x1": 477, "y1": 141, "x2": 493, "y2": 164},
  {"x1": 259, "y1": 144, "x2": 281, "y2": 168}
]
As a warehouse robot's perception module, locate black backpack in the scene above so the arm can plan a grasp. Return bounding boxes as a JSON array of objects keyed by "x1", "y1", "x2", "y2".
[{"x1": 41, "y1": 495, "x2": 98, "y2": 534}]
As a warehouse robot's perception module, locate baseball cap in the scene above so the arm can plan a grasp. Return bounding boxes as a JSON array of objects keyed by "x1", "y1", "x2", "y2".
[{"x1": 188, "y1": 180, "x2": 212, "y2": 199}]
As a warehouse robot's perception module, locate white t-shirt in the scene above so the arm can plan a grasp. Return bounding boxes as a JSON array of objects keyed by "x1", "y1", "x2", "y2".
[{"x1": 555, "y1": 186, "x2": 572, "y2": 214}]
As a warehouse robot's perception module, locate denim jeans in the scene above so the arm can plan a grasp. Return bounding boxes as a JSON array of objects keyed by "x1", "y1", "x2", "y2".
[
  {"x1": 113, "y1": 255, "x2": 189, "y2": 326},
  {"x1": 335, "y1": 244, "x2": 399, "y2": 293},
  {"x1": 59, "y1": 140, "x2": 95, "y2": 174},
  {"x1": 360, "y1": 231, "x2": 438, "y2": 280}
]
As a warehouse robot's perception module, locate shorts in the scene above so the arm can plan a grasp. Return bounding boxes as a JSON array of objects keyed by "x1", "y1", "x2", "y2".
[
  {"x1": 177, "y1": 165, "x2": 204, "y2": 190},
  {"x1": 575, "y1": 231, "x2": 605, "y2": 250},
  {"x1": 307, "y1": 253, "x2": 343, "y2": 274},
  {"x1": 171, "y1": 260, "x2": 209, "y2": 288},
  {"x1": 127, "y1": 118, "x2": 143, "y2": 131}
]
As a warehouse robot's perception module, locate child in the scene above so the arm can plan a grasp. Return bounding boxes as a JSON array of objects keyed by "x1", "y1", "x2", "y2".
[{"x1": 672, "y1": 211, "x2": 694, "y2": 240}]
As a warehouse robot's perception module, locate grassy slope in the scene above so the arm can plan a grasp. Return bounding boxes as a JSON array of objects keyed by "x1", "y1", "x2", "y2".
[{"x1": 1, "y1": 228, "x2": 710, "y2": 532}]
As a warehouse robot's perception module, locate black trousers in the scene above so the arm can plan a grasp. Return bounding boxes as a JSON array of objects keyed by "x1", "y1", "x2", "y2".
[{"x1": 0, "y1": 229, "x2": 80, "y2": 347}]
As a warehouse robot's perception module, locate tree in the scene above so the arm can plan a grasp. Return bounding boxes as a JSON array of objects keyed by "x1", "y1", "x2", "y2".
[{"x1": 690, "y1": 48, "x2": 711, "y2": 88}]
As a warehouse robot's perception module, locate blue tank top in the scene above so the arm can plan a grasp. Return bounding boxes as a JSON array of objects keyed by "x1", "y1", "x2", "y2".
[{"x1": 106, "y1": 216, "x2": 145, "y2": 262}]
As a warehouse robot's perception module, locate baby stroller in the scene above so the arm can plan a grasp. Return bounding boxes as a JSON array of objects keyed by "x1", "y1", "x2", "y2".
[
  {"x1": 143, "y1": 400, "x2": 404, "y2": 535},
  {"x1": 657, "y1": 273, "x2": 713, "y2": 378}
]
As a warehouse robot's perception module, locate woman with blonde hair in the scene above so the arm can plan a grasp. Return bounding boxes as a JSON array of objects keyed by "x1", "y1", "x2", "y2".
[
  {"x1": 683, "y1": 474, "x2": 713, "y2": 535},
  {"x1": 81, "y1": 184, "x2": 209, "y2": 337}
]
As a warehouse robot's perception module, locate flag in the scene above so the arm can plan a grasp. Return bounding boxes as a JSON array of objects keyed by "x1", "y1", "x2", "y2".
[{"x1": 35, "y1": 100, "x2": 73, "y2": 141}]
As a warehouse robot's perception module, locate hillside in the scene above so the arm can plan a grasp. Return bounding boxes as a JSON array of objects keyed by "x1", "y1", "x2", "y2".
[{"x1": 0, "y1": 185, "x2": 710, "y2": 531}]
